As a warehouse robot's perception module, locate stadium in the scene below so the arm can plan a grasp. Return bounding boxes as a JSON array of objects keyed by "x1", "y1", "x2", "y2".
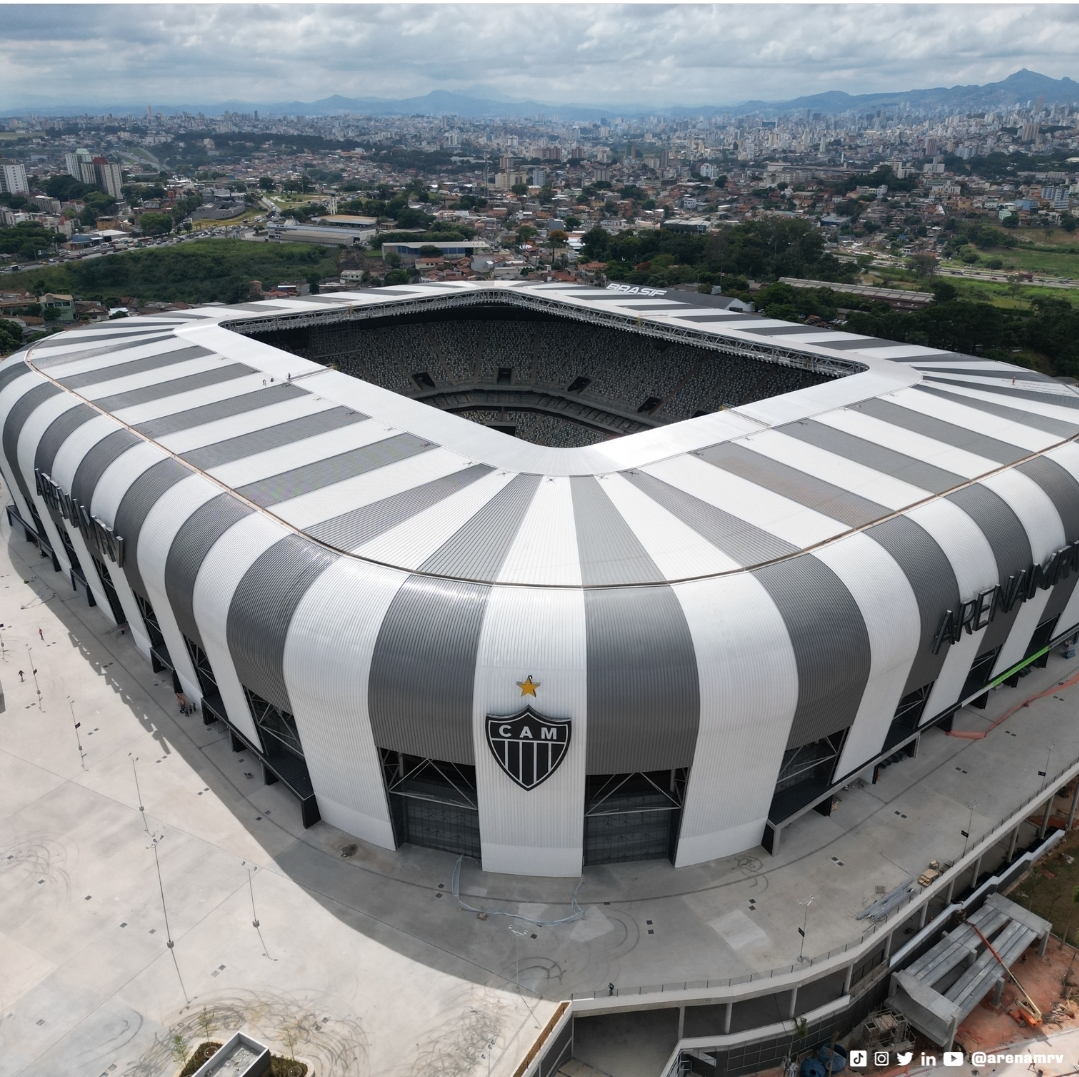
[{"x1": 3, "y1": 279, "x2": 1079, "y2": 879}]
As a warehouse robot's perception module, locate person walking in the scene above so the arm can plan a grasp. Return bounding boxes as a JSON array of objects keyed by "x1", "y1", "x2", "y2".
[
  {"x1": 38, "y1": 628, "x2": 43, "y2": 640},
  {"x1": 18, "y1": 669, "x2": 24, "y2": 682}
]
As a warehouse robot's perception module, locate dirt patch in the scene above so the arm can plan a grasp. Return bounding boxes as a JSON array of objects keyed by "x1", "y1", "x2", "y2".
[
  {"x1": 1011, "y1": 811, "x2": 1079, "y2": 941},
  {"x1": 954, "y1": 942, "x2": 1079, "y2": 1056}
]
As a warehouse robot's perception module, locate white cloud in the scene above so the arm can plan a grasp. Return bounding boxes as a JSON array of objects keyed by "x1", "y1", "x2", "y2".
[{"x1": 0, "y1": 4, "x2": 1076, "y2": 110}]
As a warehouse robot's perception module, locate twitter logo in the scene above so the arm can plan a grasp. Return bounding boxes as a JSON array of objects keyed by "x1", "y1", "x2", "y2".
[{"x1": 896, "y1": 1053, "x2": 913, "y2": 1065}]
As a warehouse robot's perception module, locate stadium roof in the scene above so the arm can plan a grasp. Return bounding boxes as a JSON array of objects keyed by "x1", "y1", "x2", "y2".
[{"x1": 9, "y1": 279, "x2": 1078, "y2": 592}]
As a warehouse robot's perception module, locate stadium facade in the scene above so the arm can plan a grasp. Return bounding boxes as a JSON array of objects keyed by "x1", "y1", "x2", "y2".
[{"x1": 3, "y1": 281, "x2": 1079, "y2": 878}]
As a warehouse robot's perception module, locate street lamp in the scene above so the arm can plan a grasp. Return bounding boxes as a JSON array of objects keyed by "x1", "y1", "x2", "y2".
[{"x1": 797, "y1": 895, "x2": 815, "y2": 962}]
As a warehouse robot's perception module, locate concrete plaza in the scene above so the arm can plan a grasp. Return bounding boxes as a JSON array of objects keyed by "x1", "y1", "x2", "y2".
[{"x1": 5, "y1": 470, "x2": 1079, "y2": 1076}]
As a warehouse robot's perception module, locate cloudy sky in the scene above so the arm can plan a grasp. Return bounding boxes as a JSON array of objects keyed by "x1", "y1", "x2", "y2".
[{"x1": 1, "y1": 4, "x2": 1077, "y2": 111}]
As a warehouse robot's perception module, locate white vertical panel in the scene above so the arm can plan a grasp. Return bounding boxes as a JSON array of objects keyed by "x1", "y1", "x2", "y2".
[
  {"x1": 981, "y1": 470, "x2": 1065, "y2": 563},
  {"x1": 993, "y1": 590, "x2": 1053, "y2": 678},
  {"x1": 0, "y1": 372, "x2": 43, "y2": 531},
  {"x1": 14, "y1": 392, "x2": 80, "y2": 582},
  {"x1": 816, "y1": 408, "x2": 996, "y2": 478},
  {"x1": 1045, "y1": 446, "x2": 1079, "y2": 635},
  {"x1": 355, "y1": 468, "x2": 516, "y2": 568},
  {"x1": 673, "y1": 573, "x2": 798, "y2": 866},
  {"x1": 49, "y1": 415, "x2": 117, "y2": 491},
  {"x1": 90, "y1": 442, "x2": 170, "y2": 656},
  {"x1": 497, "y1": 475, "x2": 582, "y2": 587},
  {"x1": 886, "y1": 387, "x2": 1057, "y2": 453},
  {"x1": 738, "y1": 429, "x2": 929, "y2": 512},
  {"x1": 16, "y1": 393, "x2": 118, "y2": 615},
  {"x1": 597, "y1": 473, "x2": 742, "y2": 578},
  {"x1": 137, "y1": 475, "x2": 221, "y2": 698},
  {"x1": 644, "y1": 453, "x2": 848, "y2": 548},
  {"x1": 819, "y1": 534, "x2": 921, "y2": 778},
  {"x1": 980, "y1": 471, "x2": 1065, "y2": 677},
  {"x1": 192, "y1": 512, "x2": 290, "y2": 749},
  {"x1": 283, "y1": 558, "x2": 403, "y2": 849},
  {"x1": 906, "y1": 499, "x2": 1000, "y2": 720},
  {"x1": 473, "y1": 584, "x2": 587, "y2": 877}
]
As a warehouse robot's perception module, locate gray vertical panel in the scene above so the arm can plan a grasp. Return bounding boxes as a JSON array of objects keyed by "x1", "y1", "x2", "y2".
[
  {"x1": 695, "y1": 441, "x2": 887, "y2": 528},
  {"x1": 421, "y1": 473, "x2": 541, "y2": 580},
  {"x1": 571, "y1": 475, "x2": 665, "y2": 585},
  {"x1": 92, "y1": 363, "x2": 254, "y2": 412},
  {"x1": 780, "y1": 419, "x2": 964, "y2": 494},
  {"x1": 71, "y1": 428, "x2": 141, "y2": 507},
  {"x1": 180, "y1": 406, "x2": 368, "y2": 470},
  {"x1": 227, "y1": 535, "x2": 339, "y2": 714},
  {"x1": 570, "y1": 475, "x2": 700, "y2": 773},
  {"x1": 136, "y1": 382, "x2": 307, "y2": 438},
  {"x1": 947, "y1": 484, "x2": 1032, "y2": 579},
  {"x1": 56, "y1": 346, "x2": 213, "y2": 389},
  {"x1": 236, "y1": 432, "x2": 433, "y2": 507},
  {"x1": 584, "y1": 586, "x2": 700, "y2": 773},
  {"x1": 914, "y1": 384, "x2": 1079, "y2": 439},
  {"x1": 1017, "y1": 456, "x2": 1079, "y2": 625},
  {"x1": 0, "y1": 362, "x2": 31, "y2": 394},
  {"x1": 368, "y1": 577, "x2": 490, "y2": 764},
  {"x1": 165, "y1": 493, "x2": 254, "y2": 647},
  {"x1": 2, "y1": 381, "x2": 60, "y2": 503},
  {"x1": 754, "y1": 555, "x2": 871, "y2": 749},
  {"x1": 34, "y1": 403, "x2": 94, "y2": 476},
  {"x1": 866, "y1": 515, "x2": 960, "y2": 694},
  {"x1": 946, "y1": 483, "x2": 1032, "y2": 655},
  {"x1": 853, "y1": 397, "x2": 1029, "y2": 464},
  {"x1": 305, "y1": 463, "x2": 494, "y2": 550},
  {"x1": 113, "y1": 458, "x2": 192, "y2": 597},
  {"x1": 622, "y1": 468, "x2": 798, "y2": 565}
]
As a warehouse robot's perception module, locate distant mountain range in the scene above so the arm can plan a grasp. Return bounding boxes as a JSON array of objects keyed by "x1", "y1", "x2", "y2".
[{"x1": 4, "y1": 69, "x2": 1078, "y2": 121}]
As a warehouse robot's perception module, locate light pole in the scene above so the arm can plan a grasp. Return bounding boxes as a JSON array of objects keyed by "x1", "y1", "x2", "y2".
[
  {"x1": 69, "y1": 699, "x2": 84, "y2": 767},
  {"x1": 797, "y1": 895, "x2": 815, "y2": 962},
  {"x1": 509, "y1": 923, "x2": 529, "y2": 991},
  {"x1": 25, "y1": 644, "x2": 41, "y2": 705},
  {"x1": 130, "y1": 754, "x2": 148, "y2": 832},
  {"x1": 150, "y1": 832, "x2": 189, "y2": 1003},
  {"x1": 962, "y1": 802, "x2": 976, "y2": 857},
  {"x1": 481, "y1": 1036, "x2": 495, "y2": 1077}
]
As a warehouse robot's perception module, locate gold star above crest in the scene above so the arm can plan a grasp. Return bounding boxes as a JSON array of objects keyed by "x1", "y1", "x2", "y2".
[{"x1": 516, "y1": 675, "x2": 540, "y2": 697}]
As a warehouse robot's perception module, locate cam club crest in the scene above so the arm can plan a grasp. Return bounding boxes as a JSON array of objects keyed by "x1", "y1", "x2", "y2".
[{"x1": 486, "y1": 706, "x2": 571, "y2": 791}]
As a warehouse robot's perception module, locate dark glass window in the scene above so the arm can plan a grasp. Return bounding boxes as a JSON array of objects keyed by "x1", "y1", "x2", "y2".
[
  {"x1": 379, "y1": 749, "x2": 480, "y2": 858},
  {"x1": 583, "y1": 770, "x2": 686, "y2": 866}
]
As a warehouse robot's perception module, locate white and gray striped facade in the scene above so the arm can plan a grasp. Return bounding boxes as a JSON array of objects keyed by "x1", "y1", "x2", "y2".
[{"x1": 4, "y1": 281, "x2": 1079, "y2": 877}]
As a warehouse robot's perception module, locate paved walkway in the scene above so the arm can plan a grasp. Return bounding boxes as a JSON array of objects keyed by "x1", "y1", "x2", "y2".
[{"x1": 6, "y1": 474, "x2": 1079, "y2": 1075}]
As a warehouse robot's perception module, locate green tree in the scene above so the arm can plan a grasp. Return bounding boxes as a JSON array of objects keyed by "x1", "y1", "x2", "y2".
[
  {"x1": 0, "y1": 318, "x2": 23, "y2": 355},
  {"x1": 139, "y1": 212, "x2": 172, "y2": 236}
]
